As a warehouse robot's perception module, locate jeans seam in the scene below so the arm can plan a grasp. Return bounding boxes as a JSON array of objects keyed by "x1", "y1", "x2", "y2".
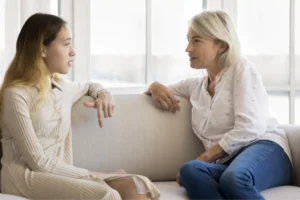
[{"x1": 247, "y1": 143, "x2": 281, "y2": 171}]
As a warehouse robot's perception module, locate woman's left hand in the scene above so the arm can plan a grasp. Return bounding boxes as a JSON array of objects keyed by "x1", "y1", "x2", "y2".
[{"x1": 83, "y1": 91, "x2": 115, "y2": 128}]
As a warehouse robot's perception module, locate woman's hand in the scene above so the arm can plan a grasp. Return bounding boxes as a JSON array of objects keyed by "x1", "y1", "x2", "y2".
[
  {"x1": 196, "y1": 144, "x2": 226, "y2": 163},
  {"x1": 146, "y1": 82, "x2": 180, "y2": 112},
  {"x1": 83, "y1": 90, "x2": 115, "y2": 128}
]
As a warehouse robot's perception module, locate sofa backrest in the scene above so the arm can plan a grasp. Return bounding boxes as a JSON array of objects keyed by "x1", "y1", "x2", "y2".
[
  {"x1": 71, "y1": 94, "x2": 204, "y2": 181},
  {"x1": 71, "y1": 94, "x2": 300, "y2": 185}
]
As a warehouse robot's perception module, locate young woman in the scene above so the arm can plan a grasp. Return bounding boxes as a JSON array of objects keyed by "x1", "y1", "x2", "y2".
[
  {"x1": 0, "y1": 13, "x2": 160, "y2": 200},
  {"x1": 145, "y1": 10, "x2": 292, "y2": 200}
]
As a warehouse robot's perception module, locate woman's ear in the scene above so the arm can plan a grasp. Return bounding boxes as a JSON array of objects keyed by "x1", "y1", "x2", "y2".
[
  {"x1": 41, "y1": 46, "x2": 47, "y2": 58},
  {"x1": 219, "y1": 42, "x2": 228, "y2": 54}
]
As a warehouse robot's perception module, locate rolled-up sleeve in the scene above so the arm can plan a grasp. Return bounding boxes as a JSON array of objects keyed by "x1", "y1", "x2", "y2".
[
  {"x1": 167, "y1": 77, "x2": 202, "y2": 98},
  {"x1": 66, "y1": 80, "x2": 106, "y2": 103}
]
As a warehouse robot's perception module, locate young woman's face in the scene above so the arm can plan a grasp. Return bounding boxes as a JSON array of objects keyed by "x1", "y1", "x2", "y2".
[
  {"x1": 186, "y1": 28, "x2": 222, "y2": 70},
  {"x1": 43, "y1": 25, "x2": 75, "y2": 75}
]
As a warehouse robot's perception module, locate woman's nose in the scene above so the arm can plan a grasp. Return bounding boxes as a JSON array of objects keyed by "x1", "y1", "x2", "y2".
[{"x1": 70, "y1": 50, "x2": 76, "y2": 57}]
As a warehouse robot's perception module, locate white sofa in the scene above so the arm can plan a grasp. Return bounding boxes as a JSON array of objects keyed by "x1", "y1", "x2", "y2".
[{"x1": 2, "y1": 94, "x2": 300, "y2": 199}]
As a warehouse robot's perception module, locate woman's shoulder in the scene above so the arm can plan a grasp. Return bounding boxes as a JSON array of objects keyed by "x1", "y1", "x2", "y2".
[
  {"x1": 233, "y1": 57, "x2": 256, "y2": 71},
  {"x1": 2, "y1": 86, "x2": 36, "y2": 102},
  {"x1": 3, "y1": 86, "x2": 26, "y2": 96},
  {"x1": 230, "y1": 57, "x2": 260, "y2": 78}
]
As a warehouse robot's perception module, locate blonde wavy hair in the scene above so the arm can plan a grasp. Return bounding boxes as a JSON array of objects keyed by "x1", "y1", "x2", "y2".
[
  {"x1": 0, "y1": 13, "x2": 66, "y2": 111},
  {"x1": 189, "y1": 10, "x2": 241, "y2": 71}
]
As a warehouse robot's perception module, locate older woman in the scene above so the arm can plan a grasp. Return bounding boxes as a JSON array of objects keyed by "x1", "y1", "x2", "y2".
[{"x1": 145, "y1": 10, "x2": 292, "y2": 200}]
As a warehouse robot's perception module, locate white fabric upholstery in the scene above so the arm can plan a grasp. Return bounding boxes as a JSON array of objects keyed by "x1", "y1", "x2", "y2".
[
  {"x1": 0, "y1": 194, "x2": 28, "y2": 200},
  {"x1": 71, "y1": 94, "x2": 205, "y2": 181},
  {"x1": 261, "y1": 186, "x2": 300, "y2": 199},
  {"x1": 154, "y1": 182, "x2": 189, "y2": 200},
  {"x1": 154, "y1": 182, "x2": 300, "y2": 200},
  {"x1": 2, "y1": 94, "x2": 300, "y2": 199}
]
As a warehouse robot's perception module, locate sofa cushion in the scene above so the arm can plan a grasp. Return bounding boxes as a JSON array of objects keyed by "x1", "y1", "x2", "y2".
[
  {"x1": 154, "y1": 181, "x2": 188, "y2": 200},
  {"x1": 0, "y1": 194, "x2": 28, "y2": 200},
  {"x1": 154, "y1": 181, "x2": 300, "y2": 200},
  {"x1": 261, "y1": 186, "x2": 300, "y2": 199}
]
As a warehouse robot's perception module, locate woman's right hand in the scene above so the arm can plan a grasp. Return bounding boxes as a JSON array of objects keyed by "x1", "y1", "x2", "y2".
[{"x1": 147, "y1": 82, "x2": 180, "y2": 112}]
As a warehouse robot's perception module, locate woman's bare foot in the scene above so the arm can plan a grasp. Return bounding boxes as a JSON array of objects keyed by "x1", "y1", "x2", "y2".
[{"x1": 176, "y1": 172, "x2": 182, "y2": 186}]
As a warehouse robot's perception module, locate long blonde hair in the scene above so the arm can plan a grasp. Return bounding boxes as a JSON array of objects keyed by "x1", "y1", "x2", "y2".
[
  {"x1": 0, "y1": 13, "x2": 66, "y2": 110},
  {"x1": 189, "y1": 10, "x2": 241, "y2": 72}
]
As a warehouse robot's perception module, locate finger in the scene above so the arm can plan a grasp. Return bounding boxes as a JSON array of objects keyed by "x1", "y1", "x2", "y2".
[
  {"x1": 159, "y1": 92, "x2": 172, "y2": 107},
  {"x1": 154, "y1": 100, "x2": 163, "y2": 110},
  {"x1": 108, "y1": 104, "x2": 113, "y2": 117},
  {"x1": 168, "y1": 93, "x2": 180, "y2": 105},
  {"x1": 172, "y1": 100, "x2": 180, "y2": 112},
  {"x1": 176, "y1": 101, "x2": 181, "y2": 111},
  {"x1": 157, "y1": 97, "x2": 169, "y2": 110},
  {"x1": 83, "y1": 102, "x2": 95, "y2": 108},
  {"x1": 102, "y1": 103, "x2": 108, "y2": 118},
  {"x1": 152, "y1": 96, "x2": 162, "y2": 109},
  {"x1": 166, "y1": 93, "x2": 180, "y2": 111},
  {"x1": 111, "y1": 104, "x2": 115, "y2": 114},
  {"x1": 97, "y1": 104, "x2": 103, "y2": 128},
  {"x1": 152, "y1": 96, "x2": 163, "y2": 109},
  {"x1": 163, "y1": 95, "x2": 173, "y2": 110}
]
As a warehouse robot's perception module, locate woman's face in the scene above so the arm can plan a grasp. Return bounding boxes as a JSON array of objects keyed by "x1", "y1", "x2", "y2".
[
  {"x1": 43, "y1": 25, "x2": 75, "y2": 75},
  {"x1": 186, "y1": 28, "x2": 223, "y2": 70}
]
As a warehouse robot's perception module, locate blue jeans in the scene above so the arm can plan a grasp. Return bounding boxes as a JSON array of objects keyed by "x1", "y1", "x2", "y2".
[{"x1": 180, "y1": 140, "x2": 292, "y2": 200}]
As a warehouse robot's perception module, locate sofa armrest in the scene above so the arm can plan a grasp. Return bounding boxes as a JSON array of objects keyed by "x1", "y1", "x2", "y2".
[{"x1": 280, "y1": 125, "x2": 300, "y2": 186}]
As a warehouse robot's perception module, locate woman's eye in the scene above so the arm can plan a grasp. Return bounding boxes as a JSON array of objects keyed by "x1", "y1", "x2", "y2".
[{"x1": 64, "y1": 43, "x2": 70, "y2": 46}]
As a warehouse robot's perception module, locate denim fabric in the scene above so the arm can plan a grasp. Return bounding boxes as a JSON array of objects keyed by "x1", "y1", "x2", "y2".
[{"x1": 180, "y1": 140, "x2": 292, "y2": 199}]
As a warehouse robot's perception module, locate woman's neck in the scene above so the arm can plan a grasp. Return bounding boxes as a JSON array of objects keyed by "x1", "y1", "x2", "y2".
[{"x1": 206, "y1": 67, "x2": 221, "y2": 84}]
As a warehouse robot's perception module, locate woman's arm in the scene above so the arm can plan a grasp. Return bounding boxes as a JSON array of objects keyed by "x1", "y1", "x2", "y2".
[
  {"x1": 144, "y1": 77, "x2": 201, "y2": 112},
  {"x1": 65, "y1": 80, "x2": 106, "y2": 103},
  {"x1": 196, "y1": 144, "x2": 226, "y2": 163},
  {"x1": 145, "y1": 77, "x2": 200, "y2": 98},
  {"x1": 2, "y1": 89, "x2": 90, "y2": 179}
]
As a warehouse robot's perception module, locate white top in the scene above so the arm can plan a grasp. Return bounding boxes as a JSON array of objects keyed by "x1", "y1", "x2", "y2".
[{"x1": 168, "y1": 57, "x2": 292, "y2": 163}]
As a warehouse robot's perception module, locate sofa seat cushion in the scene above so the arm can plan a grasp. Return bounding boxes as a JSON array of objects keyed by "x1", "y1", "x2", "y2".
[
  {"x1": 261, "y1": 185, "x2": 300, "y2": 199},
  {"x1": 154, "y1": 181, "x2": 188, "y2": 200},
  {"x1": 154, "y1": 181, "x2": 300, "y2": 200},
  {"x1": 0, "y1": 194, "x2": 28, "y2": 200}
]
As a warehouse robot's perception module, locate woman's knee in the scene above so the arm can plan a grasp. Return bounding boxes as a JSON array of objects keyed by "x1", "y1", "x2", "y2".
[
  {"x1": 219, "y1": 169, "x2": 252, "y2": 192},
  {"x1": 180, "y1": 160, "x2": 206, "y2": 181},
  {"x1": 102, "y1": 188, "x2": 122, "y2": 200}
]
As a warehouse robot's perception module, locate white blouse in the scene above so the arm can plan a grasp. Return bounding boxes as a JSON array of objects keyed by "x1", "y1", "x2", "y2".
[{"x1": 168, "y1": 57, "x2": 292, "y2": 163}]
